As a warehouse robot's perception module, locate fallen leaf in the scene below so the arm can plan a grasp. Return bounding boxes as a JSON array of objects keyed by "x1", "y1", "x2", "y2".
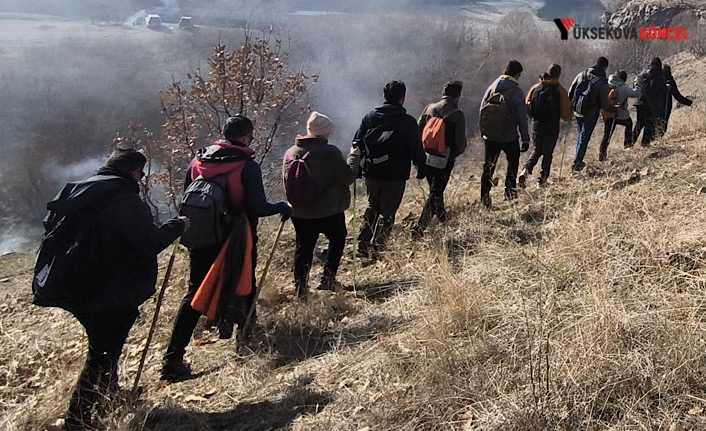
[
  {"x1": 0, "y1": 278, "x2": 10, "y2": 283},
  {"x1": 194, "y1": 337, "x2": 218, "y2": 346},
  {"x1": 184, "y1": 394, "x2": 208, "y2": 403},
  {"x1": 204, "y1": 388, "x2": 217, "y2": 399}
]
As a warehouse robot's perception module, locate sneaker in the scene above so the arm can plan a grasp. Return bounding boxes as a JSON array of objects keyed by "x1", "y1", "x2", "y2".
[
  {"x1": 571, "y1": 161, "x2": 586, "y2": 172},
  {"x1": 517, "y1": 168, "x2": 527, "y2": 188},
  {"x1": 160, "y1": 359, "x2": 191, "y2": 383},
  {"x1": 481, "y1": 194, "x2": 492, "y2": 208}
]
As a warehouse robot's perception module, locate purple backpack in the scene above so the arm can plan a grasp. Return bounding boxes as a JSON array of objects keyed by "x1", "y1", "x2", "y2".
[{"x1": 284, "y1": 148, "x2": 318, "y2": 206}]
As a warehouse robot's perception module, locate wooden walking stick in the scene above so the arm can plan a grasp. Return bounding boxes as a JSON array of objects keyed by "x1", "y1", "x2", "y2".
[
  {"x1": 352, "y1": 179, "x2": 358, "y2": 291},
  {"x1": 558, "y1": 125, "x2": 569, "y2": 179},
  {"x1": 132, "y1": 240, "x2": 180, "y2": 395},
  {"x1": 241, "y1": 219, "x2": 285, "y2": 336}
]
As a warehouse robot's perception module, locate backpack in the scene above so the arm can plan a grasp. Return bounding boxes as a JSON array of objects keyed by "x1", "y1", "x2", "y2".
[
  {"x1": 572, "y1": 71, "x2": 603, "y2": 115},
  {"x1": 601, "y1": 87, "x2": 618, "y2": 119},
  {"x1": 528, "y1": 84, "x2": 560, "y2": 122},
  {"x1": 479, "y1": 85, "x2": 520, "y2": 141},
  {"x1": 179, "y1": 174, "x2": 233, "y2": 250},
  {"x1": 361, "y1": 116, "x2": 403, "y2": 177},
  {"x1": 32, "y1": 195, "x2": 121, "y2": 312},
  {"x1": 284, "y1": 148, "x2": 318, "y2": 206},
  {"x1": 421, "y1": 106, "x2": 458, "y2": 156}
]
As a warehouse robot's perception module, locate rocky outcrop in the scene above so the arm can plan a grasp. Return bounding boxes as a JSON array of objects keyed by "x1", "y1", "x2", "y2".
[{"x1": 602, "y1": 0, "x2": 706, "y2": 28}]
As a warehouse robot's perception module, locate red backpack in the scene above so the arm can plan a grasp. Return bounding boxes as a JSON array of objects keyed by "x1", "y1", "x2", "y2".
[
  {"x1": 284, "y1": 148, "x2": 318, "y2": 206},
  {"x1": 422, "y1": 106, "x2": 458, "y2": 155}
]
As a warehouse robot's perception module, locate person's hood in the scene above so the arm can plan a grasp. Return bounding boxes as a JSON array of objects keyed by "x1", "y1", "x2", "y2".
[
  {"x1": 294, "y1": 135, "x2": 328, "y2": 150},
  {"x1": 588, "y1": 67, "x2": 607, "y2": 78},
  {"x1": 493, "y1": 76, "x2": 520, "y2": 92},
  {"x1": 539, "y1": 74, "x2": 560, "y2": 86},
  {"x1": 608, "y1": 74, "x2": 625, "y2": 87},
  {"x1": 46, "y1": 174, "x2": 136, "y2": 215},
  {"x1": 373, "y1": 103, "x2": 407, "y2": 119},
  {"x1": 191, "y1": 140, "x2": 254, "y2": 177}
]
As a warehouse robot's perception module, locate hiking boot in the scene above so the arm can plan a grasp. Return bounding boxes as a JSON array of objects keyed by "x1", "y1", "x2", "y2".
[
  {"x1": 517, "y1": 168, "x2": 527, "y2": 188},
  {"x1": 571, "y1": 161, "x2": 586, "y2": 172},
  {"x1": 317, "y1": 277, "x2": 342, "y2": 292},
  {"x1": 598, "y1": 152, "x2": 606, "y2": 162},
  {"x1": 504, "y1": 189, "x2": 518, "y2": 201},
  {"x1": 538, "y1": 177, "x2": 548, "y2": 188},
  {"x1": 356, "y1": 243, "x2": 370, "y2": 259},
  {"x1": 481, "y1": 194, "x2": 492, "y2": 208},
  {"x1": 295, "y1": 282, "x2": 309, "y2": 299},
  {"x1": 160, "y1": 359, "x2": 191, "y2": 383}
]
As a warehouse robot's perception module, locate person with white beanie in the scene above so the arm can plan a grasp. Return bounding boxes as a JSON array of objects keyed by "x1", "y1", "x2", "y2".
[{"x1": 282, "y1": 111, "x2": 361, "y2": 297}]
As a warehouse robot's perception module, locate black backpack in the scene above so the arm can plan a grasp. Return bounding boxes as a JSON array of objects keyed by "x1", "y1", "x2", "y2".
[
  {"x1": 179, "y1": 174, "x2": 233, "y2": 249},
  {"x1": 361, "y1": 116, "x2": 403, "y2": 177},
  {"x1": 528, "y1": 84, "x2": 560, "y2": 122},
  {"x1": 32, "y1": 195, "x2": 120, "y2": 312},
  {"x1": 571, "y1": 71, "x2": 603, "y2": 116}
]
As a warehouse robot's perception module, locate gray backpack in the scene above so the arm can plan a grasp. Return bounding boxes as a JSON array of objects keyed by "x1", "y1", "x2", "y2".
[{"x1": 179, "y1": 174, "x2": 233, "y2": 249}]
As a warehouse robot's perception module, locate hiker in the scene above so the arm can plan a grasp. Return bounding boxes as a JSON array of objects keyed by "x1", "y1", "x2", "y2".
[
  {"x1": 597, "y1": 70, "x2": 641, "y2": 160},
  {"x1": 518, "y1": 63, "x2": 572, "y2": 188},
  {"x1": 283, "y1": 111, "x2": 360, "y2": 298},
  {"x1": 568, "y1": 56, "x2": 616, "y2": 171},
  {"x1": 479, "y1": 60, "x2": 530, "y2": 206},
  {"x1": 632, "y1": 57, "x2": 668, "y2": 147},
  {"x1": 160, "y1": 115, "x2": 291, "y2": 383},
  {"x1": 662, "y1": 64, "x2": 693, "y2": 134},
  {"x1": 413, "y1": 80, "x2": 467, "y2": 237},
  {"x1": 58, "y1": 149, "x2": 188, "y2": 429},
  {"x1": 353, "y1": 80, "x2": 426, "y2": 258}
]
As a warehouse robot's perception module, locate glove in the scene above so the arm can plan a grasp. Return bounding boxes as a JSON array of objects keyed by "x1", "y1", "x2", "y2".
[
  {"x1": 520, "y1": 141, "x2": 530, "y2": 153},
  {"x1": 278, "y1": 202, "x2": 292, "y2": 222},
  {"x1": 416, "y1": 165, "x2": 426, "y2": 180}
]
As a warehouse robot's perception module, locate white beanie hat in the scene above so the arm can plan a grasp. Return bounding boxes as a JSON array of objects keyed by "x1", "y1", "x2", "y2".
[{"x1": 307, "y1": 111, "x2": 333, "y2": 136}]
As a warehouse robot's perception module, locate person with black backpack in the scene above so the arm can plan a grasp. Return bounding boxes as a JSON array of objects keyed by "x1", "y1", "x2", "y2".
[
  {"x1": 282, "y1": 111, "x2": 360, "y2": 298},
  {"x1": 518, "y1": 63, "x2": 572, "y2": 188},
  {"x1": 353, "y1": 80, "x2": 427, "y2": 259},
  {"x1": 412, "y1": 80, "x2": 467, "y2": 238},
  {"x1": 35, "y1": 149, "x2": 189, "y2": 430},
  {"x1": 160, "y1": 115, "x2": 291, "y2": 383},
  {"x1": 479, "y1": 60, "x2": 530, "y2": 207},
  {"x1": 632, "y1": 57, "x2": 668, "y2": 147},
  {"x1": 568, "y1": 56, "x2": 616, "y2": 171},
  {"x1": 597, "y1": 70, "x2": 641, "y2": 160}
]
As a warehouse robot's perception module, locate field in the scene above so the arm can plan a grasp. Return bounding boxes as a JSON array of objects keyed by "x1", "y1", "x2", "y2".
[{"x1": 3, "y1": 44, "x2": 706, "y2": 429}]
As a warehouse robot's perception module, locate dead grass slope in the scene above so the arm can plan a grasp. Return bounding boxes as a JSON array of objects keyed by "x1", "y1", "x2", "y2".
[{"x1": 4, "y1": 54, "x2": 706, "y2": 430}]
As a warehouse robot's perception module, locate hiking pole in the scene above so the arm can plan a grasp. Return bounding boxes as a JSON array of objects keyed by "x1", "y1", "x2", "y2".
[
  {"x1": 352, "y1": 179, "x2": 358, "y2": 291},
  {"x1": 132, "y1": 240, "x2": 180, "y2": 395},
  {"x1": 558, "y1": 125, "x2": 569, "y2": 179},
  {"x1": 241, "y1": 219, "x2": 285, "y2": 336}
]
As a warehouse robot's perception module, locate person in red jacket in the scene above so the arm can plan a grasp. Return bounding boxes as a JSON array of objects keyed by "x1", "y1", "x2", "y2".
[{"x1": 160, "y1": 115, "x2": 291, "y2": 382}]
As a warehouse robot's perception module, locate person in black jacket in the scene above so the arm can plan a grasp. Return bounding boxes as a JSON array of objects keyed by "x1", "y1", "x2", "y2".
[
  {"x1": 59, "y1": 148, "x2": 188, "y2": 430},
  {"x1": 662, "y1": 64, "x2": 693, "y2": 134},
  {"x1": 352, "y1": 80, "x2": 426, "y2": 258},
  {"x1": 632, "y1": 57, "x2": 668, "y2": 147}
]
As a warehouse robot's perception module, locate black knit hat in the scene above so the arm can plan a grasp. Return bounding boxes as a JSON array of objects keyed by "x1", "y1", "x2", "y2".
[
  {"x1": 105, "y1": 148, "x2": 146, "y2": 175},
  {"x1": 223, "y1": 115, "x2": 254, "y2": 144}
]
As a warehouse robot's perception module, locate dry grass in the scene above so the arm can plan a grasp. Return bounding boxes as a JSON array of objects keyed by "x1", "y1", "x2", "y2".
[{"x1": 4, "y1": 60, "x2": 706, "y2": 430}]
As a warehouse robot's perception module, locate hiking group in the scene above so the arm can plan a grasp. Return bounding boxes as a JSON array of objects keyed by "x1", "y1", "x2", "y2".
[{"x1": 32, "y1": 55, "x2": 691, "y2": 430}]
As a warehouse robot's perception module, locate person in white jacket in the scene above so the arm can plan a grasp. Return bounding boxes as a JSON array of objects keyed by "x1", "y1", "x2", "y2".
[{"x1": 598, "y1": 70, "x2": 641, "y2": 160}]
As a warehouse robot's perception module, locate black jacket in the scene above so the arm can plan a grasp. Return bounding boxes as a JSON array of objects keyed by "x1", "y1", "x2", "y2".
[
  {"x1": 664, "y1": 72, "x2": 693, "y2": 121},
  {"x1": 353, "y1": 103, "x2": 426, "y2": 181},
  {"x1": 637, "y1": 65, "x2": 668, "y2": 118},
  {"x1": 47, "y1": 168, "x2": 184, "y2": 311}
]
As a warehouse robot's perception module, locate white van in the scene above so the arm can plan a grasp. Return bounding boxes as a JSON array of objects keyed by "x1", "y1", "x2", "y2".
[{"x1": 146, "y1": 14, "x2": 162, "y2": 28}]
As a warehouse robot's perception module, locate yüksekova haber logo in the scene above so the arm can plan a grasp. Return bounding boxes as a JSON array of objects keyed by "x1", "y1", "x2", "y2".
[{"x1": 553, "y1": 18, "x2": 690, "y2": 41}]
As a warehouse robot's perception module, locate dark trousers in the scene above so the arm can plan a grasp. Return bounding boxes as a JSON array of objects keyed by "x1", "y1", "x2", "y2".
[
  {"x1": 66, "y1": 309, "x2": 139, "y2": 425},
  {"x1": 358, "y1": 177, "x2": 406, "y2": 251},
  {"x1": 292, "y1": 212, "x2": 347, "y2": 286},
  {"x1": 417, "y1": 159, "x2": 455, "y2": 230},
  {"x1": 599, "y1": 117, "x2": 633, "y2": 156},
  {"x1": 481, "y1": 139, "x2": 520, "y2": 199},
  {"x1": 524, "y1": 133, "x2": 558, "y2": 181},
  {"x1": 634, "y1": 104, "x2": 663, "y2": 147}
]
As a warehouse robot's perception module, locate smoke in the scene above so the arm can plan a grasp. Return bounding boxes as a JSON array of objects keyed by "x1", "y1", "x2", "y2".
[{"x1": 125, "y1": 9, "x2": 147, "y2": 25}]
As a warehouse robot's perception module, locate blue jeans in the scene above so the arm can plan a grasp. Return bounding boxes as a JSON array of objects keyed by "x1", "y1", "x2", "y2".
[{"x1": 573, "y1": 115, "x2": 599, "y2": 166}]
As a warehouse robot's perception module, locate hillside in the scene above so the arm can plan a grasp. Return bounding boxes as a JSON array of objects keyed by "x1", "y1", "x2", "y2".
[{"x1": 3, "y1": 53, "x2": 706, "y2": 430}]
